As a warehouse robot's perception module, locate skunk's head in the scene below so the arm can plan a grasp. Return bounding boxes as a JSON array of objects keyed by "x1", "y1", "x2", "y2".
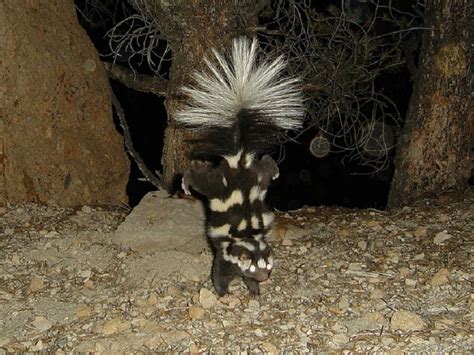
[{"x1": 227, "y1": 237, "x2": 273, "y2": 282}]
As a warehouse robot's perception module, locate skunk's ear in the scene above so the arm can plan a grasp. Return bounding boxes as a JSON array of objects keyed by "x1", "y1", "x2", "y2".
[{"x1": 254, "y1": 155, "x2": 279, "y2": 186}]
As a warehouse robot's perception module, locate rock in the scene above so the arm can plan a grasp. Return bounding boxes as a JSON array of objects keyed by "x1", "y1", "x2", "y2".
[
  {"x1": 339, "y1": 229, "x2": 351, "y2": 237},
  {"x1": 433, "y1": 231, "x2": 453, "y2": 245},
  {"x1": 45, "y1": 231, "x2": 59, "y2": 238},
  {"x1": 28, "y1": 276, "x2": 44, "y2": 293},
  {"x1": 113, "y1": 191, "x2": 207, "y2": 254},
  {"x1": 166, "y1": 285, "x2": 182, "y2": 297},
  {"x1": 76, "y1": 306, "x2": 93, "y2": 318},
  {"x1": 78, "y1": 270, "x2": 92, "y2": 279},
  {"x1": 357, "y1": 240, "x2": 367, "y2": 251},
  {"x1": 189, "y1": 306, "x2": 205, "y2": 320},
  {"x1": 346, "y1": 312, "x2": 386, "y2": 336},
  {"x1": 413, "y1": 253, "x2": 424, "y2": 260},
  {"x1": 369, "y1": 288, "x2": 385, "y2": 300},
  {"x1": 414, "y1": 227, "x2": 428, "y2": 238},
  {"x1": 144, "y1": 330, "x2": 189, "y2": 348},
  {"x1": 0, "y1": 290, "x2": 13, "y2": 301},
  {"x1": 0, "y1": 207, "x2": 7, "y2": 215},
  {"x1": 0, "y1": 0, "x2": 129, "y2": 207},
  {"x1": 147, "y1": 293, "x2": 158, "y2": 306},
  {"x1": 261, "y1": 341, "x2": 278, "y2": 353},
  {"x1": 98, "y1": 318, "x2": 131, "y2": 335},
  {"x1": 30, "y1": 340, "x2": 45, "y2": 351},
  {"x1": 254, "y1": 328, "x2": 264, "y2": 337},
  {"x1": 81, "y1": 206, "x2": 92, "y2": 213},
  {"x1": 83, "y1": 280, "x2": 94, "y2": 289},
  {"x1": 32, "y1": 316, "x2": 52, "y2": 332},
  {"x1": 247, "y1": 300, "x2": 260, "y2": 311},
  {"x1": 332, "y1": 333, "x2": 349, "y2": 344},
  {"x1": 390, "y1": 310, "x2": 425, "y2": 331},
  {"x1": 161, "y1": 330, "x2": 189, "y2": 344},
  {"x1": 338, "y1": 296, "x2": 349, "y2": 311},
  {"x1": 398, "y1": 267, "x2": 411, "y2": 277},
  {"x1": 189, "y1": 343, "x2": 200, "y2": 353},
  {"x1": 11, "y1": 253, "x2": 20, "y2": 264},
  {"x1": 199, "y1": 288, "x2": 218, "y2": 309},
  {"x1": 431, "y1": 268, "x2": 450, "y2": 286}
]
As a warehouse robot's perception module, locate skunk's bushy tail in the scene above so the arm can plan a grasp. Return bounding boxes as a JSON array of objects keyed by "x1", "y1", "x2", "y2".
[{"x1": 175, "y1": 37, "x2": 305, "y2": 156}]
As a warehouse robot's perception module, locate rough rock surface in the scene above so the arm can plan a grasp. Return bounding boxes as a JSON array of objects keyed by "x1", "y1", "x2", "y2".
[
  {"x1": 0, "y1": 189, "x2": 472, "y2": 351},
  {"x1": 0, "y1": 0, "x2": 129, "y2": 206},
  {"x1": 113, "y1": 191, "x2": 207, "y2": 253}
]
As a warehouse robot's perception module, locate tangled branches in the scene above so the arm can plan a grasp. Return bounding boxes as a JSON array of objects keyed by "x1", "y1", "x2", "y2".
[{"x1": 259, "y1": 0, "x2": 424, "y2": 172}]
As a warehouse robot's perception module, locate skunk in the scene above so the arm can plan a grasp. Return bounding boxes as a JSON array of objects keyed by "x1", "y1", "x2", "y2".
[{"x1": 176, "y1": 37, "x2": 304, "y2": 296}]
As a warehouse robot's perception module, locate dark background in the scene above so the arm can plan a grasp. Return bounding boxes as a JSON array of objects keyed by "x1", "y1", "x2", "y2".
[{"x1": 76, "y1": 0, "x2": 417, "y2": 210}]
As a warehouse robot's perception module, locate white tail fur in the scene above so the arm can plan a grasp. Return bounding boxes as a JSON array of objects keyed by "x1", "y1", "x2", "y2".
[{"x1": 175, "y1": 37, "x2": 304, "y2": 131}]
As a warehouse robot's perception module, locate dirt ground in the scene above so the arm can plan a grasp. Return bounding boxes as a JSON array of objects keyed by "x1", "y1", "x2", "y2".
[{"x1": 0, "y1": 189, "x2": 472, "y2": 352}]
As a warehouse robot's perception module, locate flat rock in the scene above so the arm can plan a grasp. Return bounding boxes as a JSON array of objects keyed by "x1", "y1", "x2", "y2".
[
  {"x1": 390, "y1": 310, "x2": 425, "y2": 332},
  {"x1": 433, "y1": 231, "x2": 453, "y2": 245},
  {"x1": 199, "y1": 288, "x2": 218, "y2": 309},
  {"x1": 32, "y1": 316, "x2": 52, "y2": 332},
  {"x1": 96, "y1": 317, "x2": 131, "y2": 335},
  {"x1": 113, "y1": 191, "x2": 207, "y2": 254},
  {"x1": 431, "y1": 268, "x2": 450, "y2": 286},
  {"x1": 346, "y1": 312, "x2": 386, "y2": 336}
]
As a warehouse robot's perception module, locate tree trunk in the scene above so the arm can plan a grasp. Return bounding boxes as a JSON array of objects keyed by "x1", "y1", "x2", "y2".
[
  {"x1": 0, "y1": 0, "x2": 130, "y2": 207},
  {"x1": 387, "y1": 0, "x2": 472, "y2": 208},
  {"x1": 139, "y1": 0, "x2": 261, "y2": 191}
]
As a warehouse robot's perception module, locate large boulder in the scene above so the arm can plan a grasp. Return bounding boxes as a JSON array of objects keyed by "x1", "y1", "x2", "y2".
[{"x1": 0, "y1": 0, "x2": 129, "y2": 206}]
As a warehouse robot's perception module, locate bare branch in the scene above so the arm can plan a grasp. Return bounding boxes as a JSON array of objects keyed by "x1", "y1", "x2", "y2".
[
  {"x1": 109, "y1": 86, "x2": 164, "y2": 190},
  {"x1": 103, "y1": 61, "x2": 168, "y2": 96}
]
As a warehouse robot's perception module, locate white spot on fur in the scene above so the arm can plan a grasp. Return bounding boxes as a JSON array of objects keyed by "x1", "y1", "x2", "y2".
[
  {"x1": 239, "y1": 258, "x2": 252, "y2": 270},
  {"x1": 249, "y1": 265, "x2": 256, "y2": 273},
  {"x1": 249, "y1": 186, "x2": 261, "y2": 203},
  {"x1": 257, "y1": 174, "x2": 262, "y2": 183},
  {"x1": 224, "y1": 150, "x2": 242, "y2": 169},
  {"x1": 235, "y1": 240, "x2": 255, "y2": 251},
  {"x1": 208, "y1": 224, "x2": 231, "y2": 238},
  {"x1": 259, "y1": 241, "x2": 267, "y2": 250},
  {"x1": 262, "y1": 212, "x2": 274, "y2": 228},
  {"x1": 257, "y1": 258, "x2": 266, "y2": 269},
  {"x1": 237, "y1": 219, "x2": 247, "y2": 231},
  {"x1": 244, "y1": 153, "x2": 254, "y2": 168},
  {"x1": 181, "y1": 177, "x2": 191, "y2": 195},
  {"x1": 266, "y1": 263, "x2": 272, "y2": 270},
  {"x1": 268, "y1": 256, "x2": 274, "y2": 266},
  {"x1": 222, "y1": 176, "x2": 227, "y2": 187},
  {"x1": 251, "y1": 215, "x2": 260, "y2": 229},
  {"x1": 259, "y1": 189, "x2": 267, "y2": 201},
  {"x1": 209, "y1": 189, "x2": 243, "y2": 212},
  {"x1": 272, "y1": 171, "x2": 279, "y2": 180},
  {"x1": 221, "y1": 241, "x2": 253, "y2": 271}
]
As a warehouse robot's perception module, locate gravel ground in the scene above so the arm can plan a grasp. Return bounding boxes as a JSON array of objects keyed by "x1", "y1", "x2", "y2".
[{"x1": 0, "y1": 189, "x2": 472, "y2": 352}]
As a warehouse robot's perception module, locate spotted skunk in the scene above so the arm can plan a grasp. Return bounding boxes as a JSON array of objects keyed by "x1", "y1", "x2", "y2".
[{"x1": 176, "y1": 37, "x2": 304, "y2": 296}]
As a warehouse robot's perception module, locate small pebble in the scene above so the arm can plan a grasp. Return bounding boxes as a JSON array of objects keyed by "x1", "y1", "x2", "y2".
[
  {"x1": 28, "y1": 276, "x2": 44, "y2": 293},
  {"x1": 431, "y1": 268, "x2": 450, "y2": 286},
  {"x1": 32, "y1": 316, "x2": 52, "y2": 332},
  {"x1": 199, "y1": 288, "x2": 218, "y2": 309},
  {"x1": 390, "y1": 310, "x2": 425, "y2": 331},
  {"x1": 433, "y1": 231, "x2": 453, "y2": 245},
  {"x1": 189, "y1": 306, "x2": 205, "y2": 320}
]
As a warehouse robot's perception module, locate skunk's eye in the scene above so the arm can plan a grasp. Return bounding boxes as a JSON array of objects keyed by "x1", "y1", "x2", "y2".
[{"x1": 249, "y1": 265, "x2": 256, "y2": 273}]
